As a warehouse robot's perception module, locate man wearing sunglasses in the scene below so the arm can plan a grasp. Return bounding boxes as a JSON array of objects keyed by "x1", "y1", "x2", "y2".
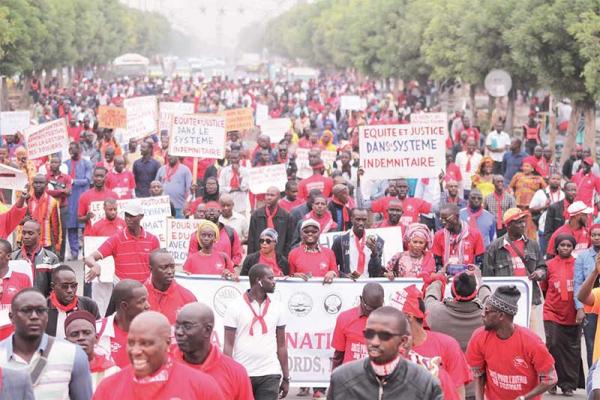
[
  {"x1": 328, "y1": 306, "x2": 442, "y2": 399},
  {"x1": 331, "y1": 282, "x2": 384, "y2": 370}
]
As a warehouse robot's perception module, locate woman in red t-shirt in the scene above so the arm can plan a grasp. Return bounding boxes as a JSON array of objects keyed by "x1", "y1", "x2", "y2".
[
  {"x1": 241, "y1": 228, "x2": 289, "y2": 277},
  {"x1": 182, "y1": 220, "x2": 235, "y2": 279},
  {"x1": 540, "y1": 233, "x2": 581, "y2": 396}
]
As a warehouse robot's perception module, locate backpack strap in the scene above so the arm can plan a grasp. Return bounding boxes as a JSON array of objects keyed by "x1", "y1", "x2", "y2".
[{"x1": 30, "y1": 336, "x2": 55, "y2": 385}]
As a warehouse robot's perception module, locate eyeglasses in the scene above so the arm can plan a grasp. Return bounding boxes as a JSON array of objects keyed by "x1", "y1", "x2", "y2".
[
  {"x1": 259, "y1": 238, "x2": 275, "y2": 245},
  {"x1": 57, "y1": 283, "x2": 78, "y2": 291},
  {"x1": 17, "y1": 307, "x2": 49, "y2": 316},
  {"x1": 175, "y1": 322, "x2": 200, "y2": 333},
  {"x1": 363, "y1": 329, "x2": 403, "y2": 341}
]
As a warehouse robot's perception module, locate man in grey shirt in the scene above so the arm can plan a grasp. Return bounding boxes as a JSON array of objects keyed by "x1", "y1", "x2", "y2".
[{"x1": 156, "y1": 155, "x2": 192, "y2": 218}]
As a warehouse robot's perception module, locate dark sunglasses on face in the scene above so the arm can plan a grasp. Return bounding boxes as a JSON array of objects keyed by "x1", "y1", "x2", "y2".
[
  {"x1": 363, "y1": 329, "x2": 403, "y2": 341},
  {"x1": 259, "y1": 238, "x2": 274, "y2": 244}
]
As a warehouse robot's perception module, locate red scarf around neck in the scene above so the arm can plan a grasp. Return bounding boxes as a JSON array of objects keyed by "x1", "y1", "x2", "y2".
[
  {"x1": 493, "y1": 192, "x2": 504, "y2": 229},
  {"x1": 164, "y1": 162, "x2": 179, "y2": 182},
  {"x1": 229, "y1": 168, "x2": 240, "y2": 189},
  {"x1": 265, "y1": 205, "x2": 278, "y2": 228},
  {"x1": 306, "y1": 210, "x2": 336, "y2": 233},
  {"x1": 355, "y1": 232, "x2": 366, "y2": 275},
  {"x1": 244, "y1": 292, "x2": 271, "y2": 335},
  {"x1": 467, "y1": 207, "x2": 483, "y2": 230},
  {"x1": 331, "y1": 197, "x2": 350, "y2": 226},
  {"x1": 69, "y1": 159, "x2": 78, "y2": 179},
  {"x1": 49, "y1": 291, "x2": 78, "y2": 312}
]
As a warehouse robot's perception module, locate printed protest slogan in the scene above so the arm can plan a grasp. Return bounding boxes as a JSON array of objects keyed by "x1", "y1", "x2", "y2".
[
  {"x1": 359, "y1": 112, "x2": 447, "y2": 180},
  {"x1": 25, "y1": 118, "x2": 68, "y2": 159},
  {"x1": 118, "y1": 96, "x2": 158, "y2": 141},
  {"x1": 0, "y1": 111, "x2": 30, "y2": 135},
  {"x1": 176, "y1": 275, "x2": 532, "y2": 386},
  {"x1": 169, "y1": 114, "x2": 226, "y2": 158},
  {"x1": 97, "y1": 106, "x2": 127, "y2": 129},
  {"x1": 0, "y1": 164, "x2": 28, "y2": 190},
  {"x1": 223, "y1": 108, "x2": 254, "y2": 132},
  {"x1": 89, "y1": 196, "x2": 171, "y2": 247},
  {"x1": 166, "y1": 218, "x2": 203, "y2": 264},
  {"x1": 159, "y1": 102, "x2": 194, "y2": 132},
  {"x1": 248, "y1": 164, "x2": 288, "y2": 194}
]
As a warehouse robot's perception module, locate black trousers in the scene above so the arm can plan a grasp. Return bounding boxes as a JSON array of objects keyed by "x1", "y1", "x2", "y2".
[
  {"x1": 250, "y1": 374, "x2": 281, "y2": 400},
  {"x1": 544, "y1": 321, "x2": 584, "y2": 391}
]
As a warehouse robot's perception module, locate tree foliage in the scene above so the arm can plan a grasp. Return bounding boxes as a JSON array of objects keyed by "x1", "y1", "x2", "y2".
[{"x1": 0, "y1": 0, "x2": 175, "y2": 75}]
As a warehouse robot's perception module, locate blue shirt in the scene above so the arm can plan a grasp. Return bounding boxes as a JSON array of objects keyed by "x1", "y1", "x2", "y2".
[
  {"x1": 575, "y1": 246, "x2": 598, "y2": 309},
  {"x1": 65, "y1": 158, "x2": 92, "y2": 228},
  {"x1": 502, "y1": 150, "x2": 528, "y2": 185},
  {"x1": 459, "y1": 207, "x2": 497, "y2": 246},
  {"x1": 156, "y1": 162, "x2": 192, "y2": 209},
  {"x1": 132, "y1": 156, "x2": 161, "y2": 197}
]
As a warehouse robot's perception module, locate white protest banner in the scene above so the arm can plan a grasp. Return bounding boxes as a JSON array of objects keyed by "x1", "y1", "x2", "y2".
[
  {"x1": 175, "y1": 274, "x2": 532, "y2": 386},
  {"x1": 0, "y1": 111, "x2": 30, "y2": 135},
  {"x1": 83, "y1": 236, "x2": 115, "y2": 283},
  {"x1": 89, "y1": 196, "x2": 171, "y2": 247},
  {"x1": 25, "y1": 118, "x2": 68, "y2": 159},
  {"x1": 340, "y1": 95, "x2": 367, "y2": 111},
  {"x1": 295, "y1": 148, "x2": 338, "y2": 179},
  {"x1": 159, "y1": 102, "x2": 194, "y2": 132},
  {"x1": 248, "y1": 164, "x2": 288, "y2": 194},
  {"x1": 259, "y1": 118, "x2": 290, "y2": 142},
  {"x1": 319, "y1": 227, "x2": 403, "y2": 266},
  {"x1": 166, "y1": 218, "x2": 202, "y2": 264},
  {"x1": 255, "y1": 103, "x2": 269, "y2": 126},
  {"x1": 359, "y1": 113, "x2": 446, "y2": 180},
  {"x1": 121, "y1": 96, "x2": 158, "y2": 141},
  {"x1": 0, "y1": 164, "x2": 28, "y2": 190},
  {"x1": 223, "y1": 108, "x2": 254, "y2": 132},
  {"x1": 169, "y1": 114, "x2": 226, "y2": 158}
]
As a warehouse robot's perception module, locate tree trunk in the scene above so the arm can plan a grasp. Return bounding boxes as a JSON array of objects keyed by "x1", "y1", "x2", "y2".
[
  {"x1": 583, "y1": 103, "x2": 596, "y2": 159},
  {"x1": 487, "y1": 95, "x2": 495, "y2": 126},
  {"x1": 506, "y1": 88, "x2": 516, "y2": 134},
  {"x1": 559, "y1": 102, "x2": 583, "y2": 166},
  {"x1": 469, "y1": 84, "x2": 477, "y2": 126}
]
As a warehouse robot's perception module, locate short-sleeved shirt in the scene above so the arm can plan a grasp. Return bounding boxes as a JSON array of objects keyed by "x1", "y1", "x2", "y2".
[
  {"x1": 106, "y1": 170, "x2": 135, "y2": 199},
  {"x1": 297, "y1": 174, "x2": 334, "y2": 200},
  {"x1": 132, "y1": 157, "x2": 161, "y2": 198},
  {"x1": 97, "y1": 227, "x2": 160, "y2": 282},
  {"x1": 182, "y1": 252, "x2": 234, "y2": 275},
  {"x1": 466, "y1": 325, "x2": 555, "y2": 400},
  {"x1": 89, "y1": 217, "x2": 126, "y2": 236},
  {"x1": 78, "y1": 188, "x2": 118, "y2": 234},
  {"x1": 432, "y1": 227, "x2": 485, "y2": 265},
  {"x1": 223, "y1": 292, "x2": 286, "y2": 376},
  {"x1": 288, "y1": 246, "x2": 338, "y2": 277},
  {"x1": 144, "y1": 280, "x2": 197, "y2": 324},
  {"x1": 331, "y1": 306, "x2": 367, "y2": 365}
]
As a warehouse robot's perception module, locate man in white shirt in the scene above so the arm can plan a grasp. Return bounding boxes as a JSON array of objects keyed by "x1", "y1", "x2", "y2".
[
  {"x1": 455, "y1": 138, "x2": 482, "y2": 199},
  {"x1": 528, "y1": 172, "x2": 564, "y2": 254},
  {"x1": 224, "y1": 264, "x2": 289, "y2": 400},
  {"x1": 218, "y1": 151, "x2": 250, "y2": 217},
  {"x1": 219, "y1": 193, "x2": 249, "y2": 243},
  {"x1": 485, "y1": 120, "x2": 511, "y2": 174}
]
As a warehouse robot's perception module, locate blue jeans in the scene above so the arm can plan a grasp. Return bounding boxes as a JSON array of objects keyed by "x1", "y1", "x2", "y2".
[{"x1": 584, "y1": 313, "x2": 598, "y2": 368}]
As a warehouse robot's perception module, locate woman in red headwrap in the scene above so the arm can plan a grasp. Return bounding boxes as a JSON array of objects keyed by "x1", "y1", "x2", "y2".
[{"x1": 509, "y1": 156, "x2": 546, "y2": 239}]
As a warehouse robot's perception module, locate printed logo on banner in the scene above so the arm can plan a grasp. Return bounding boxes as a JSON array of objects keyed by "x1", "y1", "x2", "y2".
[
  {"x1": 213, "y1": 286, "x2": 242, "y2": 317},
  {"x1": 323, "y1": 294, "x2": 342, "y2": 315},
  {"x1": 288, "y1": 292, "x2": 313, "y2": 317}
]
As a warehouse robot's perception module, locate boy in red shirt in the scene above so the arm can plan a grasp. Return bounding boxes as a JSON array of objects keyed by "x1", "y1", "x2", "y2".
[
  {"x1": 288, "y1": 219, "x2": 338, "y2": 283},
  {"x1": 466, "y1": 285, "x2": 557, "y2": 400}
]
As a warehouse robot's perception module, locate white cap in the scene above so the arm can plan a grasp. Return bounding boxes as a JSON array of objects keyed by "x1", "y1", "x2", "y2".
[
  {"x1": 122, "y1": 201, "x2": 144, "y2": 217},
  {"x1": 301, "y1": 218, "x2": 321, "y2": 232},
  {"x1": 567, "y1": 201, "x2": 593, "y2": 217}
]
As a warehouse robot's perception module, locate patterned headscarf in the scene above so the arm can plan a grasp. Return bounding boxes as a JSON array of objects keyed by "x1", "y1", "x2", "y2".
[{"x1": 403, "y1": 223, "x2": 433, "y2": 249}]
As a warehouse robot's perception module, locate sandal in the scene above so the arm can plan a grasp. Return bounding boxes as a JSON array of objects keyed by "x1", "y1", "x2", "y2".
[
  {"x1": 297, "y1": 387, "x2": 310, "y2": 397},
  {"x1": 548, "y1": 386, "x2": 557, "y2": 395}
]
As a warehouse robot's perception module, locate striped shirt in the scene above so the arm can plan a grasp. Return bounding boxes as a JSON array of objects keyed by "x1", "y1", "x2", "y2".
[{"x1": 97, "y1": 227, "x2": 159, "y2": 282}]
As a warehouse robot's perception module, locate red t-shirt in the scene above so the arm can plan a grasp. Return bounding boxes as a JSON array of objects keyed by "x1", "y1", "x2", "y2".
[
  {"x1": 297, "y1": 174, "x2": 334, "y2": 200},
  {"x1": 466, "y1": 325, "x2": 555, "y2": 400},
  {"x1": 572, "y1": 171, "x2": 600, "y2": 207},
  {"x1": 111, "y1": 320, "x2": 129, "y2": 368},
  {"x1": 370, "y1": 196, "x2": 397, "y2": 219},
  {"x1": 0, "y1": 270, "x2": 32, "y2": 340},
  {"x1": 93, "y1": 361, "x2": 223, "y2": 400},
  {"x1": 182, "y1": 252, "x2": 234, "y2": 275},
  {"x1": 373, "y1": 197, "x2": 431, "y2": 224},
  {"x1": 331, "y1": 306, "x2": 368, "y2": 365},
  {"x1": 431, "y1": 227, "x2": 485, "y2": 265},
  {"x1": 413, "y1": 330, "x2": 472, "y2": 389},
  {"x1": 106, "y1": 170, "x2": 136, "y2": 199},
  {"x1": 542, "y1": 256, "x2": 577, "y2": 325},
  {"x1": 444, "y1": 163, "x2": 463, "y2": 184},
  {"x1": 97, "y1": 228, "x2": 160, "y2": 282},
  {"x1": 287, "y1": 246, "x2": 338, "y2": 277},
  {"x1": 78, "y1": 188, "x2": 118, "y2": 234},
  {"x1": 547, "y1": 224, "x2": 590, "y2": 257},
  {"x1": 279, "y1": 197, "x2": 304, "y2": 213},
  {"x1": 174, "y1": 345, "x2": 254, "y2": 400},
  {"x1": 188, "y1": 227, "x2": 243, "y2": 265},
  {"x1": 90, "y1": 217, "x2": 126, "y2": 237},
  {"x1": 144, "y1": 280, "x2": 197, "y2": 324}
]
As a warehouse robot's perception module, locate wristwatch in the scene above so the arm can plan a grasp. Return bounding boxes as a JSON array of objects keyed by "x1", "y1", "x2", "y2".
[{"x1": 282, "y1": 377, "x2": 290, "y2": 383}]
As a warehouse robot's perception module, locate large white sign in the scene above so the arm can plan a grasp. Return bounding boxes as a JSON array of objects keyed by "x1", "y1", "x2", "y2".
[
  {"x1": 248, "y1": 164, "x2": 288, "y2": 194},
  {"x1": 120, "y1": 96, "x2": 158, "y2": 141},
  {"x1": 89, "y1": 196, "x2": 171, "y2": 247},
  {"x1": 340, "y1": 95, "x2": 367, "y2": 111},
  {"x1": 0, "y1": 164, "x2": 28, "y2": 190},
  {"x1": 359, "y1": 113, "x2": 447, "y2": 180},
  {"x1": 175, "y1": 275, "x2": 532, "y2": 386},
  {"x1": 259, "y1": 118, "x2": 290, "y2": 142},
  {"x1": 159, "y1": 102, "x2": 194, "y2": 132},
  {"x1": 25, "y1": 118, "x2": 68, "y2": 159},
  {"x1": 0, "y1": 111, "x2": 30, "y2": 135},
  {"x1": 169, "y1": 114, "x2": 226, "y2": 158}
]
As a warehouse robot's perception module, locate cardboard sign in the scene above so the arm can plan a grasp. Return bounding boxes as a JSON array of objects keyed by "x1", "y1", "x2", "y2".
[
  {"x1": 121, "y1": 96, "x2": 158, "y2": 141},
  {"x1": 169, "y1": 114, "x2": 226, "y2": 158},
  {"x1": 248, "y1": 164, "x2": 288, "y2": 194},
  {"x1": 166, "y1": 218, "x2": 203, "y2": 265},
  {"x1": 0, "y1": 111, "x2": 30, "y2": 135},
  {"x1": 359, "y1": 113, "x2": 447, "y2": 180},
  {"x1": 340, "y1": 95, "x2": 367, "y2": 111},
  {"x1": 89, "y1": 196, "x2": 171, "y2": 247},
  {"x1": 259, "y1": 118, "x2": 290, "y2": 142},
  {"x1": 0, "y1": 164, "x2": 28, "y2": 190},
  {"x1": 97, "y1": 106, "x2": 127, "y2": 129},
  {"x1": 159, "y1": 102, "x2": 194, "y2": 132},
  {"x1": 224, "y1": 108, "x2": 254, "y2": 132},
  {"x1": 25, "y1": 118, "x2": 68, "y2": 159},
  {"x1": 295, "y1": 148, "x2": 338, "y2": 179}
]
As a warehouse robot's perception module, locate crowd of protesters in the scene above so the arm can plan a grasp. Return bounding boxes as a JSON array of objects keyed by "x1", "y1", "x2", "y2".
[{"x1": 0, "y1": 68, "x2": 598, "y2": 400}]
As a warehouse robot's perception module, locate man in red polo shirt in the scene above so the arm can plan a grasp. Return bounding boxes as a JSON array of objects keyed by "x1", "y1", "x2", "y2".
[
  {"x1": 331, "y1": 282, "x2": 384, "y2": 369},
  {"x1": 297, "y1": 156, "x2": 334, "y2": 200},
  {"x1": 572, "y1": 156, "x2": 600, "y2": 207},
  {"x1": 0, "y1": 239, "x2": 32, "y2": 340},
  {"x1": 145, "y1": 249, "x2": 196, "y2": 324},
  {"x1": 175, "y1": 302, "x2": 253, "y2": 400},
  {"x1": 288, "y1": 219, "x2": 338, "y2": 283},
  {"x1": 85, "y1": 202, "x2": 159, "y2": 283},
  {"x1": 78, "y1": 166, "x2": 118, "y2": 235},
  {"x1": 432, "y1": 204, "x2": 485, "y2": 272},
  {"x1": 89, "y1": 199, "x2": 126, "y2": 236},
  {"x1": 105, "y1": 155, "x2": 135, "y2": 199},
  {"x1": 374, "y1": 199, "x2": 406, "y2": 230},
  {"x1": 94, "y1": 311, "x2": 223, "y2": 399},
  {"x1": 547, "y1": 201, "x2": 592, "y2": 259}
]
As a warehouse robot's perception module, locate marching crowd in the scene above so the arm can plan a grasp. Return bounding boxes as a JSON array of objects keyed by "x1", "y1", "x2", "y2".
[{"x1": 0, "y1": 70, "x2": 598, "y2": 400}]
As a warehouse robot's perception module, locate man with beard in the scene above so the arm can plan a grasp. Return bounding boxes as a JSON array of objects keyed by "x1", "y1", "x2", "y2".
[{"x1": 374, "y1": 199, "x2": 406, "y2": 229}]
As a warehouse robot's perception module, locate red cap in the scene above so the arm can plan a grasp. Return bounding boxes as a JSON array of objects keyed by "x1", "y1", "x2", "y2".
[{"x1": 389, "y1": 285, "x2": 425, "y2": 319}]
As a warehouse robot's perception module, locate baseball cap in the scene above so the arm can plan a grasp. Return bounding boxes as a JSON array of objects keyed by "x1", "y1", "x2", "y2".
[
  {"x1": 567, "y1": 201, "x2": 593, "y2": 217},
  {"x1": 122, "y1": 202, "x2": 144, "y2": 217},
  {"x1": 301, "y1": 219, "x2": 321, "y2": 232}
]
